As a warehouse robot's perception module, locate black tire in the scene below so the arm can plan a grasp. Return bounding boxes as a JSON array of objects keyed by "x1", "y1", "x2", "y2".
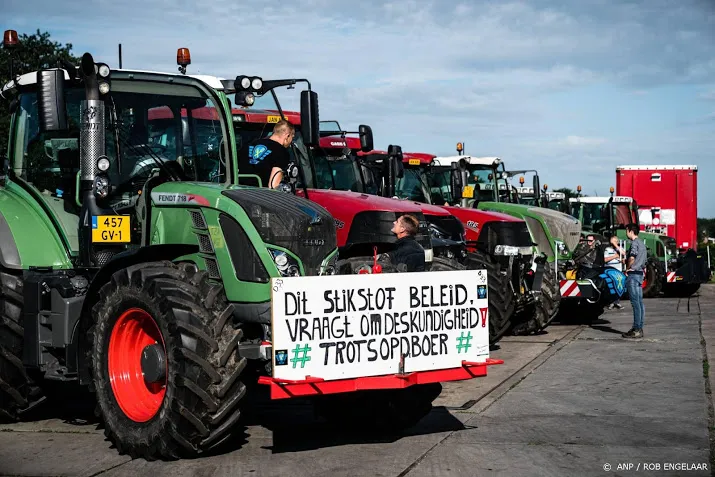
[
  {"x1": 426, "y1": 256, "x2": 466, "y2": 272},
  {"x1": 314, "y1": 383, "x2": 442, "y2": 433},
  {"x1": 540, "y1": 261, "x2": 561, "y2": 327},
  {"x1": 642, "y1": 257, "x2": 664, "y2": 298},
  {"x1": 87, "y1": 261, "x2": 247, "y2": 460},
  {"x1": 463, "y1": 251, "x2": 513, "y2": 345},
  {"x1": 0, "y1": 270, "x2": 44, "y2": 422}
]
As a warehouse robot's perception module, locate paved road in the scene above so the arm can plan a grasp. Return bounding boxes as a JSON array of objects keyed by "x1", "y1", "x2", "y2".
[{"x1": 1, "y1": 287, "x2": 713, "y2": 477}]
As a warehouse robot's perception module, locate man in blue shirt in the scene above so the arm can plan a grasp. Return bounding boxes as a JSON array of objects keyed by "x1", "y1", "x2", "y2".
[{"x1": 622, "y1": 224, "x2": 647, "y2": 338}]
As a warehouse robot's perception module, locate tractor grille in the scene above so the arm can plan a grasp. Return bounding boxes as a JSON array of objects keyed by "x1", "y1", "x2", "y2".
[
  {"x1": 477, "y1": 221, "x2": 534, "y2": 251},
  {"x1": 189, "y1": 210, "x2": 207, "y2": 229},
  {"x1": 197, "y1": 234, "x2": 213, "y2": 254},
  {"x1": 204, "y1": 257, "x2": 221, "y2": 279},
  {"x1": 221, "y1": 188, "x2": 336, "y2": 276}
]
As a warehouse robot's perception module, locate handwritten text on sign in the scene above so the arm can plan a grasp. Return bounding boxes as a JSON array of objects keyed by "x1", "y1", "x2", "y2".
[{"x1": 271, "y1": 269, "x2": 489, "y2": 381}]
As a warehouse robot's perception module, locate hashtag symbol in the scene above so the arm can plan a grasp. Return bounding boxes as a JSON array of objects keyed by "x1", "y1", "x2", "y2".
[
  {"x1": 290, "y1": 343, "x2": 312, "y2": 368},
  {"x1": 456, "y1": 331, "x2": 472, "y2": 354}
]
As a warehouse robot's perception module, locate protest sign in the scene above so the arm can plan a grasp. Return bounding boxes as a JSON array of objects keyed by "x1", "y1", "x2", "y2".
[{"x1": 270, "y1": 269, "x2": 490, "y2": 381}]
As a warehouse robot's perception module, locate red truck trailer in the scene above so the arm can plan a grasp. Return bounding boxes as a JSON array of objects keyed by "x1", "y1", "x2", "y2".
[{"x1": 616, "y1": 165, "x2": 698, "y2": 251}]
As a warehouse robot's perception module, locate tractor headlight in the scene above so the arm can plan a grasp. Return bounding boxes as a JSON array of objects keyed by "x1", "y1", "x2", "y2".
[
  {"x1": 98, "y1": 64, "x2": 111, "y2": 78},
  {"x1": 556, "y1": 241, "x2": 567, "y2": 255},
  {"x1": 97, "y1": 156, "x2": 110, "y2": 172},
  {"x1": 269, "y1": 249, "x2": 302, "y2": 277},
  {"x1": 494, "y1": 245, "x2": 520, "y2": 256},
  {"x1": 93, "y1": 174, "x2": 110, "y2": 198},
  {"x1": 251, "y1": 77, "x2": 263, "y2": 90},
  {"x1": 98, "y1": 82, "x2": 110, "y2": 95}
]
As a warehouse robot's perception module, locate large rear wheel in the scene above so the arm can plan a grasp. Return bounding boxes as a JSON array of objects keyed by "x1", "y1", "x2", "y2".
[
  {"x1": 0, "y1": 270, "x2": 44, "y2": 422},
  {"x1": 464, "y1": 251, "x2": 514, "y2": 345},
  {"x1": 87, "y1": 261, "x2": 247, "y2": 460}
]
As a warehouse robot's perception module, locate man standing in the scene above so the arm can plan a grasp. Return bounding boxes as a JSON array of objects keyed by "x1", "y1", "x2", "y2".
[
  {"x1": 238, "y1": 119, "x2": 294, "y2": 188},
  {"x1": 622, "y1": 224, "x2": 647, "y2": 338},
  {"x1": 387, "y1": 215, "x2": 426, "y2": 272},
  {"x1": 604, "y1": 233, "x2": 625, "y2": 310}
]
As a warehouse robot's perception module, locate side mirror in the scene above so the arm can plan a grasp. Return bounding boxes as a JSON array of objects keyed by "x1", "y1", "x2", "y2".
[
  {"x1": 300, "y1": 90, "x2": 319, "y2": 147},
  {"x1": 36, "y1": 69, "x2": 69, "y2": 133},
  {"x1": 532, "y1": 175, "x2": 541, "y2": 203},
  {"x1": 359, "y1": 124, "x2": 373, "y2": 152},
  {"x1": 387, "y1": 145, "x2": 404, "y2": 179},
  {"x1": 450, "y1": 162, "x2": 463, "y2": 199}
]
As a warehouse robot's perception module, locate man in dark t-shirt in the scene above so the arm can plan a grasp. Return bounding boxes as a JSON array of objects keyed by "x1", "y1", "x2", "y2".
[{"x1": 238, "y1": 119, "x2": 294, "y2": 188}]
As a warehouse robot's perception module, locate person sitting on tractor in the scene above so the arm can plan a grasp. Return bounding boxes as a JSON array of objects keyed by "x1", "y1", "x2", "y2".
[
  {"x1": 238, "y1": 119, "x2": 294, "y2": 188},
  {"x1": 573, "y1": 234, "x2": 605, "y2": 280},
  {"x1": 388, "y1": 214, "x2": 426, "y2": 272}
]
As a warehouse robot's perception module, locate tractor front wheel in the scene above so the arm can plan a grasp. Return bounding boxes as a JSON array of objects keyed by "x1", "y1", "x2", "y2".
[
  {"x1": 464, "y1": 251, "x2": 514, "y2": 345},
  {"x1": 87, "y1": 261, "x2": 247, "y2": 460}
]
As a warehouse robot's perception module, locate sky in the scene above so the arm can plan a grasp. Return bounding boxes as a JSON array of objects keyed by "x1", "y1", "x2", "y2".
[{"x1": 3, "y1": 0, "x2": 715, "y2": 215}]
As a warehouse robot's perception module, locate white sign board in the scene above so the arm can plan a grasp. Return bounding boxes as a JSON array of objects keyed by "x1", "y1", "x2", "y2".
[{"x1": 270, "y1": 270, "x2": 490, "y2": 382}]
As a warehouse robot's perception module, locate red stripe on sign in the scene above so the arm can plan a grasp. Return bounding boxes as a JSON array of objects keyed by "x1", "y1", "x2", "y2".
[{"x1": 667, "y1": 272, "x2": 676, "y2": 282}]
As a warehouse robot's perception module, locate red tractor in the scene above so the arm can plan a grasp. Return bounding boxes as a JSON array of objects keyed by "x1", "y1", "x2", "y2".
[{"x1": 315, "y1": 123, "x2": 551, "y2": 338}]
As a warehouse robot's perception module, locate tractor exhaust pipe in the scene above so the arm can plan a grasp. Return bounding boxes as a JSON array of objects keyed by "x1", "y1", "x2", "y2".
[{"x1": 78, "y1": 52, "x2": 106, "y2": 267}]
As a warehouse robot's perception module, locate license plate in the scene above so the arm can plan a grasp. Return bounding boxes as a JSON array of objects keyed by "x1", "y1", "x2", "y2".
[
  {"x1": 267, "y1": 115, "x2": 281, "y2": 123},
  {"x1": 92, "y1": 216, "x2": 131, "y2": 243},
  {"x1": 462, "y1": 185, "x2": 474, "y2": 198},
  {"x1": 408, "y1": 158, "x2": 421, "y2": 166}
]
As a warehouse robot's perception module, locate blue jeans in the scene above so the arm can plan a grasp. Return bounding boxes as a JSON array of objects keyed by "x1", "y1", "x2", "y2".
[{"x1": 626, "y1": 273, "x2": 645, "y2": 329}]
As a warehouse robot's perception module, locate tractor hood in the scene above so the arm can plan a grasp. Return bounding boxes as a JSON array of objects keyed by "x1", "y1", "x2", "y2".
[
  {"x1": 296, "y1": 189, "x2": 433, "y2": 252},
  {"x1": 527, "y1": 206, "x2": 582, "y2": 252},
  {"x1": 297, "y1": 189, "x2": 425, "y2": 213}
]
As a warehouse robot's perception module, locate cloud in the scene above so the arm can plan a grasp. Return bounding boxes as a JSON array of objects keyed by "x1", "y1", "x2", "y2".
[
  {"x1": 560, "y1": 136, "x2": 608, "y2": 147},
  {"x1": 2, "y1": 0, "x2": 715, "y2": 214}
]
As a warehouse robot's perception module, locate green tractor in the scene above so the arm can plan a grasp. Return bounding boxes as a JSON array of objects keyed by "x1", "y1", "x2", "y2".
[
  {"x1": 0, "y1": 40, "x2": 342, "y2": 458},
  {"x1": 428, "y1": 155, "x2": 583, "y2": 323},
  {"x1": 568, "y1": 189, "x2": 708, "y2": 298}
]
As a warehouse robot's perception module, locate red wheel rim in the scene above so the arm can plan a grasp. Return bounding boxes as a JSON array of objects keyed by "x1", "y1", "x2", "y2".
[{"x1": 108, "y1": 308, "x2": 167, "y2": 422}]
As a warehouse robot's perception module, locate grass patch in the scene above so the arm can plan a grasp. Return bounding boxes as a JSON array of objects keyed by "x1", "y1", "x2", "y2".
[{"x1": 705, "y1": 360, "x2": 710, "y2": 379}]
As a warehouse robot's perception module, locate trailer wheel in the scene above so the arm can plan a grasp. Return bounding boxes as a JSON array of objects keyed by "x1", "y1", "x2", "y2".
[
  {"x1": 642, "y1": 258, "x2": 664, "y2": 298},
  {"x1": 464, "y1": 251, "x2": 514, "y2": 345},
  {"x1": 0, "y1": 271, "x2": 44, "y2": 422},
  {"x1": 87, "y1": 261, "x2": 247, "y2": 460},
  {"x1": 314, "y1": 383, "x2": 442, "y2": 433}
]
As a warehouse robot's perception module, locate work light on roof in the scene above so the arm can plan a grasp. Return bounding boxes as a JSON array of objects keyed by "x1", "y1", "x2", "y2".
[
  {"x1": 237, "y1": 76, "x2": 251, "y2": 89},
  {"x1": 3, "y1": 30, "x2": 18, "y2": 48},
  {"x1": 251, "y1": 77, "x2": 262, "y2": 90}
]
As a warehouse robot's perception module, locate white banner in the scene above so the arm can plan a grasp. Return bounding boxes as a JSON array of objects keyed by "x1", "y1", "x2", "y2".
[{"x1": 270, "y1": 269, "x2": 490, "y2": 382}]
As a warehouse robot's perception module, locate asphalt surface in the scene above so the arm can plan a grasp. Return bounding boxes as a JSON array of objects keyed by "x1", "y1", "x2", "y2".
[{"x1": 1, "y1": 286, "x2": 713, "y2": 477}]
